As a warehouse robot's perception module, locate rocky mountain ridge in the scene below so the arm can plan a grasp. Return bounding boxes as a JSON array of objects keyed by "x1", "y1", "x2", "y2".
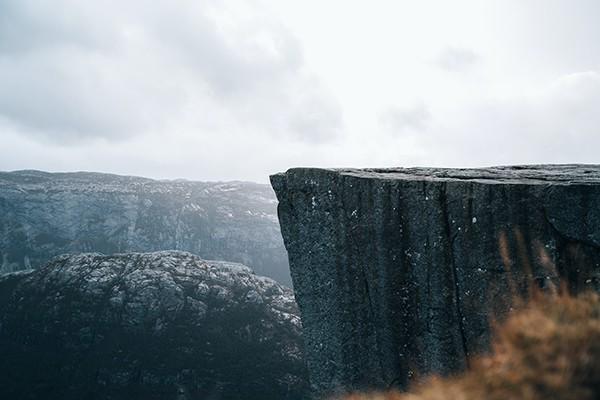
[{"x1": 0, "y1": 170, "x2": 291, "y2": 285}]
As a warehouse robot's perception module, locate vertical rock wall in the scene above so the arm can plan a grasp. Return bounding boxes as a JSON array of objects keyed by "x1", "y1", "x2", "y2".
[{"x1": 271, "y1": 165, "x2": 600, "y2": 398}]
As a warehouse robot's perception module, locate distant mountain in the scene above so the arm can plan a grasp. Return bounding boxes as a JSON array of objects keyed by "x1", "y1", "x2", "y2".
[
  {"x1": 0, "y1": 251, "x2": 308, "y2": 399},
  {"x1": 0, "y1": 170, "x2": 291, "y2": 285}
]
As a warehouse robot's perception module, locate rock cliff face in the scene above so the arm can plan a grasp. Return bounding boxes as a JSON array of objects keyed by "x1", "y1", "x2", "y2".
[
  {"x1": 271, "y1": 165, "x2": 600, "y2": 398},
  {"x1": 0, "y1": 170, "x2": 291, "y2": 285},
  {"x1": 0, "y1": 251, "x2": 308, "y2": 400}
]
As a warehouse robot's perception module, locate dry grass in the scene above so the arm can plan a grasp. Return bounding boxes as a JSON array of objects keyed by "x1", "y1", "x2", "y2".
[{"x1": 342, "y1": 291, "x2": 600, "y2": 400}]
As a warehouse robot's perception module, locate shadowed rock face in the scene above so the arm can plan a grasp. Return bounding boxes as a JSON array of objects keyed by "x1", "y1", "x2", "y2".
[
  {"x1": 271, "y1": 165, "x2": 600, "y2": 398},
  {"x1": 0, "y1": 170, "x2": 291, "y2": 285},
  {"x1": 0, "y1": 251, "x2": 308, "y2": 400}
]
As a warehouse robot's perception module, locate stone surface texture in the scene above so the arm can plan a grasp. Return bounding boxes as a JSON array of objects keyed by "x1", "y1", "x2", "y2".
[
  {"x1": 0, "y1": 170, "x2": 291, "y2": 284},
  {"x1": 0, "y1": 251, "x2": 308, "y2": 400},
  {"x1": 271, "y1": 165, "x2": 600, "y2": 397}
]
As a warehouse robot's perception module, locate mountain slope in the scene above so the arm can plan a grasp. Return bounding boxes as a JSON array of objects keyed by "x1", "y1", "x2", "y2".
[{"x1": 0, "y1": 251, "x2": 308, "y2": 399}]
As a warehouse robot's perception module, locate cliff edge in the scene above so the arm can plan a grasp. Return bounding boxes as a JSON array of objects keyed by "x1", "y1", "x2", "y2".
[{"x1": 271, "y1": 165, "x2": 600, "y2": 397}]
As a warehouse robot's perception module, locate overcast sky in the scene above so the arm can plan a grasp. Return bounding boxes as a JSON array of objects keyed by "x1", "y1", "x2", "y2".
[{"x1": 1, "y1": 0, "x2": 599, "y2": 182}]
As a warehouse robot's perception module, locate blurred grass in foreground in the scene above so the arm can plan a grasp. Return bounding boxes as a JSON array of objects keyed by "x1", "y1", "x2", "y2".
[{"x1": 341, "y1": 283, "x2": 600, "y2": 400}]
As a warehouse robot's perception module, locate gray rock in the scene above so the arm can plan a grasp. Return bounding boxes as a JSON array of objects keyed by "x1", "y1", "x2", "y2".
[
  {"x1": 0, "y1": 251, "x2": 308, "y2": 400},
  {"x1": 0, "y1": 170, "x2": 291, "y2": 285},
  {"x1": 271, "y1": 165, "x2": 600, "y2": 398}
]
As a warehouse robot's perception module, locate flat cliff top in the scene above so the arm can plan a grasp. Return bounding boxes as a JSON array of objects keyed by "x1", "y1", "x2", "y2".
[{"x1": 272, "y1": 164, "x2": 600, "y2": 185}]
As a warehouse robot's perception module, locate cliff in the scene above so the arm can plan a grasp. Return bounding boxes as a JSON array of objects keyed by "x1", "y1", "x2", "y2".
[
  {"x1": 271, "y1": 165, "x2": 600, "y2": 398},
  {"x1": 0, "y1": 170, "x2": 291, "y2": 285},
  {"x1": 0, "y1": 251, "x2": 308, "y2": 399}
]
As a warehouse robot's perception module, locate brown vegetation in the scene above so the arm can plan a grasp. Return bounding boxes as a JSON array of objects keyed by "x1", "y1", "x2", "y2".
[{"x1": 341, "y1": 291, "x2": 600, "y2": 400}]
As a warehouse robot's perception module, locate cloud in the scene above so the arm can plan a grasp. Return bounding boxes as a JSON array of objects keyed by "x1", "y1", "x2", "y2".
[
  {"x1": 2, "y1": 1, "x2": 599, "y2": 182},
  {"x1": 435, "y1": 46, "x2": 480, "y2": 73},
  {"x1": 411, "y1": 71, "x2": 600, "y2": 166},
  {"x1": 379, "y1": 103, "x2": 431, "y2": 134},
  {"x1": 0, "y1": 0, "x2": 342, "y2": 144}
]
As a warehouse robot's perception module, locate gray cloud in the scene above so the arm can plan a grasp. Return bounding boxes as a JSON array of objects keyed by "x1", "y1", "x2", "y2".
[
  {"x1": 0, "y1": 1, "x2": 112, "y2": 54},
  {"x1": 0, "y1": 0, "x2": 341, "y2": 144},
  {"x1": 435, "y1": 47, "x2": 480, "y2": 73}
]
